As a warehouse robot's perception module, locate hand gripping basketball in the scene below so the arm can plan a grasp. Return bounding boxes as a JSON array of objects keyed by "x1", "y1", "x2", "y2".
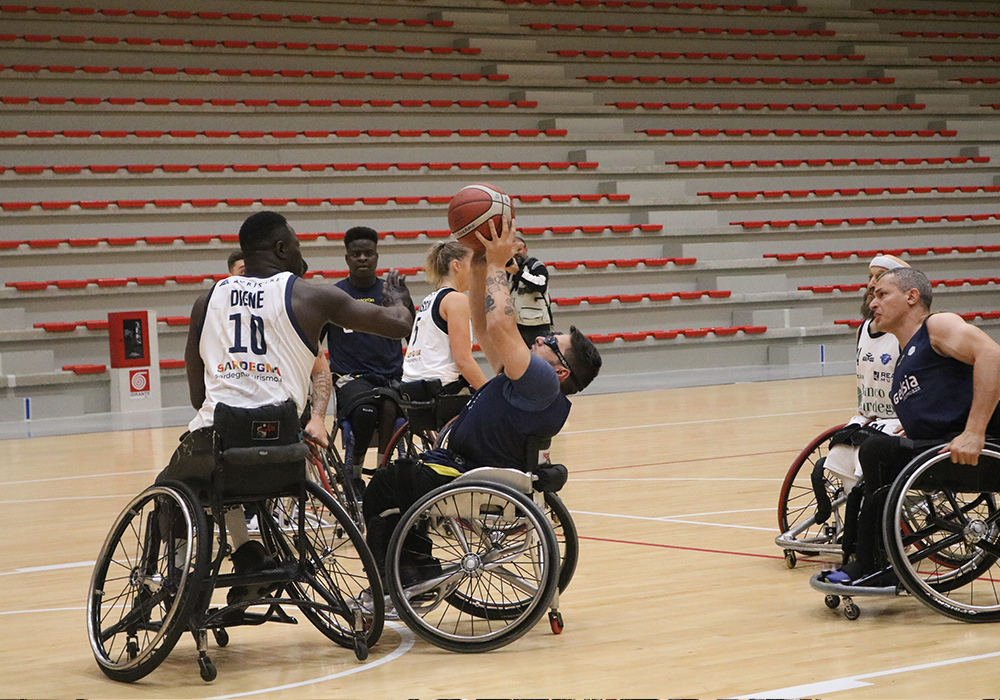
[{"x1": 447, "y1": 183, "x2": 514, "y2": 251}]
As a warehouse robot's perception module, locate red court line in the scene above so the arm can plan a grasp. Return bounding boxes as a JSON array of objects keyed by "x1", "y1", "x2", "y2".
[
  {"x1": 581, "y1": 534, "x2": 785, "y2": 560},
  {"x1": 573, "y1": 449, "x2": 797, "y2": 474}
]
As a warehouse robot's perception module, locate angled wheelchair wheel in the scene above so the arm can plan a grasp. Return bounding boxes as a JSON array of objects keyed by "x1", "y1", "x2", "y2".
[
  {"x1": 262, "y1": 481, "x2": 383, "y2": 649},
  {"x1": 884, "y1": 446, "x2": 1000, "y2": 622},
  {"x1": 309, "y1": 443, "x2": 363, "y2": 531},
  {"x1": 777, "y1": 425, "x2": 847, "y2": 560},
  {"x1": 386, "y1": 480, "x2": 560, "y2": 652},
  {"x1": 87, "y1": 481, "x2": 210, "y2": 682},
  {"x1": 543, "y1": 492, "x2": 578, "y2": 593},
  {"x1": 380, "y1": 420, "x2": 437, "y2": 470}
]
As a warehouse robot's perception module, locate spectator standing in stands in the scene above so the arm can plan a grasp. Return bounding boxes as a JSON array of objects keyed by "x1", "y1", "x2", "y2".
[
  {"x1": 507, "y1": 236, "x2": 553, "y2": 346},
  {"x1": 227, "y1": 250, "x2": 245, "y2": 276},
  {"x1": 325, "y1": 227, "x2": 415, "y2": 483}
]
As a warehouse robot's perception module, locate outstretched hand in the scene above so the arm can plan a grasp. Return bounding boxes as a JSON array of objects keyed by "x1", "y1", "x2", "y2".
[{"x1": 382, "y1": 269, "x2": 414, "y2": 312}]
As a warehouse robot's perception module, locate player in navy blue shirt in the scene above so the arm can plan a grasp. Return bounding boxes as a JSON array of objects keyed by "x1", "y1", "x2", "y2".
[
  {"x1": 324, "y1": 227, "x2": 414, "y2": 483},
  {"x1": 362, "y1": 215, "x2": 603, "y2": 584},
  {"x1": 824, "y1": 267, "x2": 1000, "y2": 586}
]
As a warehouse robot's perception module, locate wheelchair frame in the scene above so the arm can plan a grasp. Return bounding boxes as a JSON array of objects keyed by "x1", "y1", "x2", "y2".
[
  {"x1": 87, "y1": 447, "x2": 384, "y2": 682},
  {"x1": 809, "y1": 442, "x2": 1000, "y2": 622},
  {"x1": 775, "y1": 424, "x2": 848, "y2": 568}
]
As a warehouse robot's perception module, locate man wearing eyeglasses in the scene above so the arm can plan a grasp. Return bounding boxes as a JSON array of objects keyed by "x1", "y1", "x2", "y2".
[{"x1": 362, "y1": 215, "x2": 603, "y2": 590}]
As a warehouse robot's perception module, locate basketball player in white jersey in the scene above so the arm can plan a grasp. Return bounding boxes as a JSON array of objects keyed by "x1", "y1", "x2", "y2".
[
  {"x1": 823, "y1": 254, "x2": 910, "y2": 491},
  {"x1": 156, "y1": 211, "x2": 413, "y2": 596},
  {"x1": 403, "y1": 241, "x2": 488, "y2": 391}
]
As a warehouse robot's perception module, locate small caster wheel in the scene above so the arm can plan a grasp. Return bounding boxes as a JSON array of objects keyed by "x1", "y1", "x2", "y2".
[
  {"x1": 844, "y1": 603, "x2": 861, "y2": 621},
  {"x1": 548, "y1": 610, "x2": 564, "y2": 635},
  {"x1": 213, "y1": 628, "x2": 229, "y2": 647},
  {"x1": 353, "y1": 638, "x2": 368, "y2": 661},
  {"x1": 824, "y1": 594, "x2": 841, "y2": 610},
  {"x1": 198, "y1": 656, "x2": 217, "y2": 682},
  {"x1": 785, "y1": 551, "x2": 797, "y2": 569},
  {"x1": 126, "y1": 638, "x2": 140, "y2": 659}
]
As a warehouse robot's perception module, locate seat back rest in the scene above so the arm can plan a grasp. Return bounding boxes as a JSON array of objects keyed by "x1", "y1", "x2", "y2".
[
  {"x1": 213, "y1": 399, "x2": 306, "y2": 498},
  {"x1": 399, "y1": 378, "x2": 471, "y2": 431}
]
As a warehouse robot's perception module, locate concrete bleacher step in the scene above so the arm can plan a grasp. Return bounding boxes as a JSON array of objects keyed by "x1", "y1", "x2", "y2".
[
  {"x1": 0, "y1": 308, "x2": 27, "y2": 331},
  {"x1": 0, "y1": 348, "x2": 55, "y2": 374},
  {"x1": 734, "y1": 306, "x2": 825, "y2": 327},
  {"x1": 0, "y1": 393, "x2": 85, "y2": 422}
]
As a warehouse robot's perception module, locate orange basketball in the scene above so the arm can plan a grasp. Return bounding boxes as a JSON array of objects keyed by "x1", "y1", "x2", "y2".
[{"x1": 447, "y1": 183, "x2": 514, "y2": 251}]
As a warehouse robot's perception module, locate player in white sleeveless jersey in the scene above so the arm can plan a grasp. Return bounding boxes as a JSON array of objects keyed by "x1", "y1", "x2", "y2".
[
  {"x1": 403, "y1": 241, "x2": 488, "y2": 391},
  {"x1": 823, "y1": 254, "x2": 908, "y2": 490},
  {"x1": 156, "y1": 211, "x2": 414, "y2": 581}
]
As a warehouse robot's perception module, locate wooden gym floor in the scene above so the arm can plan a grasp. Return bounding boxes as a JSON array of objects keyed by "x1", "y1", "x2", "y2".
[{"x1": 2, "y1": 375, "x2": 997, "y2": 700}]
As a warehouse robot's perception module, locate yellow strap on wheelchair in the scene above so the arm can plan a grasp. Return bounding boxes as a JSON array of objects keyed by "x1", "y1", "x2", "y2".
[{"x1": 424, "y1": 461, "x2": 462, "y2": 478}]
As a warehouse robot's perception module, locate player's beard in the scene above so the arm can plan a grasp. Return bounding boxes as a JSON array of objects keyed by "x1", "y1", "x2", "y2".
[{"x1": 860, "y1": 288, "x2": 875, "y2": 320}]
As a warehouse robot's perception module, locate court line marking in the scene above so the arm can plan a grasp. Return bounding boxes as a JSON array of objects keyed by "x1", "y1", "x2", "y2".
[
  {"x1": 573, "y1": 477, "x2": 780, "y2": 482},
  {"x1": 573, "y1": 508, "x2": 774, "y2": 532},
  {"x1": 0, "y1": 561, "x2": 96, "y2": 577},
  {"x1": 741, "y1": 649, "x2": 1000, "y2": 699},
  {"x1": 580, "y1": 534, "x2": 783, "y2": 561},
  {"x1": 561, "y1": 406, "x2": 851, "y2": 435},
  {"x1": 0, "y1": 469, "x2": 158, "y2": 486},
  {"x1": 208, "y1": 621, "x2": 416, "y2": 699},
  {"x1": 0, "y1": 494, "x2": 136, "y2": 504},
  {"x1": 0, "y1": 605, "x2": 85, "y2": 615}
]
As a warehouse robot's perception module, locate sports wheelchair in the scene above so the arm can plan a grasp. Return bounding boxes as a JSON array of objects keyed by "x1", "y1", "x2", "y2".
[
  {"x1": 810, "y1": 441, "x2": 1000, "y2": 621},
  {"x1": 775, "y1": 424, "x2": 849, "y2": 568},
  {"x1": 379, "y1": 378, "x2": 472, "y2": 471},
  {"x1": 87, "y1": 401, "x2": 384, "y2": 683},
  {"x1": 382, "y1": 432, "x2": 578, "y2": 652}
]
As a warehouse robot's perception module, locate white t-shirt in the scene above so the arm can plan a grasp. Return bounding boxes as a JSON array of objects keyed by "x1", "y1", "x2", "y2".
[
  {"x1": 403, "y1": 287, "x2": 461, "y2": 384},
  {"x1": 189, "y1": 272, "x2": 317, "y2": 431}
]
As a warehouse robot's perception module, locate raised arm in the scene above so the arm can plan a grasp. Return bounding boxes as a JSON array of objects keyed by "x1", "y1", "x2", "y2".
[
  {"x1": 292, "y1": 270, "x2": 414, "y2": 349},
  {"x1": 928, "y1": 312, "x2": 1000, "y2": 464},
  {"x1": 473, "y1": 218, "x2": 532, "y2": 380},
  {"x1": 440, "y1": 290, "x2": 489, "y2": 389}
]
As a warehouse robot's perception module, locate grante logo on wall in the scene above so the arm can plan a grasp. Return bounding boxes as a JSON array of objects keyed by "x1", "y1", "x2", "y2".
[{"x1": 129, "y1": 369, "x2": 150, "y2": 398}]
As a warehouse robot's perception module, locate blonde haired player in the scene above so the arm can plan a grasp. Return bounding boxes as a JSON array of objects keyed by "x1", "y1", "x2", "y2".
[{"x1": 402, "y1": 241, "x2": 488, "y2": 391}]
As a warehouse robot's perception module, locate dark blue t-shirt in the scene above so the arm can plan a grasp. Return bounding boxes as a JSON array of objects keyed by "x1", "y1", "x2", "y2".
[
  {"x1": 891, "y1": 317, "x2": 1000, "y2": 440},
  {"x1": 448, "y1": 353, "x2": 571, "y2": 470},
  {"x1": 324, "y1": 278, "x2": 404, "y2": 379}
]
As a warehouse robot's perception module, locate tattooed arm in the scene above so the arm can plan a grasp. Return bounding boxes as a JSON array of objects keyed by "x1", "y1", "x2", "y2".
[{"x1": 471, "y1": 217, "x2": 532, "y2": 380}]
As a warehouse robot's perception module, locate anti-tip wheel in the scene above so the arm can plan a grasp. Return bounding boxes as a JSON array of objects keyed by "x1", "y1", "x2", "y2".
[
  {"x1": 549, "y1": 611, "x2": 564, "y2": 635},
  {"x1": 824, "y1": 594, "x2": 841, "y2": 609},
  {"x1": 198, "y1": 656, "x2": 217, "y2": 682},
  {"x1": 353, "y1": 638, "x2": 368, "y2": 661},
  {"x1": 212, "y1": 628, "x2": 229, "y2": 647}
]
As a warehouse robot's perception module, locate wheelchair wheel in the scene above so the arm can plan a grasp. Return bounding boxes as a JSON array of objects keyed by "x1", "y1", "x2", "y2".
[
  {"x1": 262, "y1": 481, "x2": 383, "y2": 649},
  {"x1": 543, "y1": 492, "x2": 578, "y2": 593},
  {"x1": 309, "y1": 443, "x2": 363, "y2": 531},
  {"x1": 777, "y1": 425, "x2": 847, "y2": 558},
  {"x1": 87, "y1": 481, "x2": 210, "y2": 682},
  {"x1": 380, "y1": 420, "x2": 436, "y2": 470},
  {"x1": 386, "y1": 480, "x2": 560, "y2": 652},
  {"x1": 883, "y1": 447, "x2": 1000, "y2": 622}
]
